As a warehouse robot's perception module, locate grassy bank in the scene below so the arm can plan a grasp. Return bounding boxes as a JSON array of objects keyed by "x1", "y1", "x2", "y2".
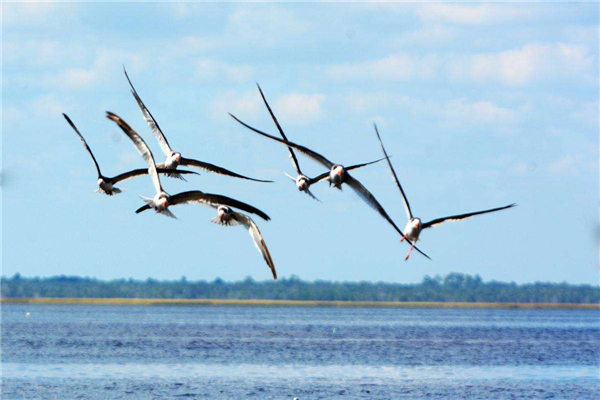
[{"x1": 2, "y1": 298, "x2": 599, "y2": 309}]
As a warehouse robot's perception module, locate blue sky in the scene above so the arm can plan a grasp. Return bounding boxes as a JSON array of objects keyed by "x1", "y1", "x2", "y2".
[{"x1": 2, "y1": 2, "x2": 598, "y2": 284}]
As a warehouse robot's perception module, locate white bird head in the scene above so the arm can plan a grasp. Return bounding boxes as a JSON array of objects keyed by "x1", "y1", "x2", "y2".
[{"x1": 296, "y1": 176, "x2": 309, "y2": 191}]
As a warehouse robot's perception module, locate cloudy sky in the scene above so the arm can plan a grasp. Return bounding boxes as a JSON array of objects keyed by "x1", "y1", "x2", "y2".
[{"x1": 2, "y1": 2, "x2": 598, "y2": 284}]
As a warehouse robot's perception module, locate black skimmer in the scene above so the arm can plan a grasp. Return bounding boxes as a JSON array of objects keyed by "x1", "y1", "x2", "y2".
[
  {"x1": 64, "y1": 113, "x2": 198, "y2": 196},
  {"x1": 107, "y1": 111, "x2": 276, "y2": 278},
  {"x1": 136, "y1": 190, "x2": 275, "y2": 279},
  {"x1": 254, "y1": 83, "x2": 325, "y2": 201},
  {"x1": 107, "y1": 111, "x2": 178, "y2": 218},
  {"x1": 373, "y1": 123, "x2": 516, "y2": 260},
  {"x1": 230, "y1": 112, "x2": 430, "y2": 260},
  {"x1": 123, "y1": 68, "x2": 272, "y2": 183}
]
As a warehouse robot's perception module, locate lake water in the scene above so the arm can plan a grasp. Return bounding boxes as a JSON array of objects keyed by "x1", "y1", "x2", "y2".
[{"x1": 2, "y1": 305, "x2": 599, "y2": 399}]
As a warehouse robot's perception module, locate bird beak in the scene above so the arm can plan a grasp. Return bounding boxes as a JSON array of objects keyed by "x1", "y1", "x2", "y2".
[{"x1": 336, "y1": 169, "x2": 342, "y2": 176}]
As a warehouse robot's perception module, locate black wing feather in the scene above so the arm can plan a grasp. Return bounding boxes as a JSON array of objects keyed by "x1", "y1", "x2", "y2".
[
  {"x1": 345, "y1": 173, "x2": 430, "y2": 260},
  {"x1": 373, "y1": 123, "x2": 413, "y2": 220},
  {"x1": 168, "y1": 190, "x2": 271, "y2": 221},
  {"x1": 63, "y1": 113, "x2": 102, "y2": 177},
  {"x1": 229, "y1": 113, "x2": 334, "y2": 169},
  {"x1": 110, "y1": 168, "x2": 199, "y2": 184},
  {"x1": 123, "y1": 66, "x2": 173, "y2": 157},
  {"x1": 422, "y1": 204, "x2": 517, "y2": 229},
  {"x1": 179, "y1": 157, "x2": 272, "y2": 183},
  {"x1": 345, "y1": 156, "x2": 387, "y2": 172},
  {"x1": 256, "y1": 83, "x2": 302, "y2": 175}
]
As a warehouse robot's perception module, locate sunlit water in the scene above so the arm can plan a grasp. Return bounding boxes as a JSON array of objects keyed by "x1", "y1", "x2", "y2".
[{"x1": 2, "y1": 305, "x2": 599, "y2": 399}]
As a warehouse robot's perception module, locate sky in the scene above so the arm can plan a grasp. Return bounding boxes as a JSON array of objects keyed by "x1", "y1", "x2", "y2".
[{"x1": 1, "y1": 2, "x2": 598, "y2": 285}]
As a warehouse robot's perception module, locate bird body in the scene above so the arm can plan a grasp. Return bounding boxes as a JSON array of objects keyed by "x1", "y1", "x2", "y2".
[
  {"x1": 123, "y1": 68, "x2": 271, "y2": 183},
  {"x1": 403, "y1": 218, "x2": 422, "y2": 243},
  {"x1": 229, "y1": 111, "x2": 430, "y2": 260},
  {"x1": 373, "y1": 123, "x2": 516, "y2": 260},
  {"x1": 64, "y1": 113, "x2": 197, "y2": 196}
]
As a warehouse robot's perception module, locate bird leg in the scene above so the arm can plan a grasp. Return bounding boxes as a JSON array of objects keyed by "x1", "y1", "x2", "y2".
[{"x1": 405, "y1": 244, "x2": 415, "y2": 261}]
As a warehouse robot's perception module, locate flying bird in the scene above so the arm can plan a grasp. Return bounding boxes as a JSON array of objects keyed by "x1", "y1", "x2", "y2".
[
  {"x1": 64, "y1": 113, "x2": 198, "y2": 196},
  {"x1": 373, "y1": 123, "x2": 516, "y2": 260},
  {"x1": 230, "y1": 112, "x2": 430, "y2": 260},
  {"x1": 136, "y1": 191, "x2": 276, "y2": 280},
  {"x1": 123, "y1": 67, "x2": 272, "y2": 183},
  {"x1": 107, "y1": 111, "x2": 178, "y2": 218},
  {"x1": 254, "y1": 83, "x2": 326, "y2": 201}
]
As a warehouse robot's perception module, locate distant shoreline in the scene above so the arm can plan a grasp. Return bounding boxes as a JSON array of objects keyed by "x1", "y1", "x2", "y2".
[{"x1": 2, "y1": 298, "x2": 599, "y2": 309}]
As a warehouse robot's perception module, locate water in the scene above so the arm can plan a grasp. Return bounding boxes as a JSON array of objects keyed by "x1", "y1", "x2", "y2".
[{"x1": 2, "y1": 305, "x2": 599, "y2": 399}]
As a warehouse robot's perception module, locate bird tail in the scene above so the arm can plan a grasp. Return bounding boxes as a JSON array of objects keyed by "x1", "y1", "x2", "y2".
[
  {"x1": 283, "y1": 172, "x2": 296, "y2": 182},
  {"x1": 306, "y1": 189, "x2": 321, "y2": 202},
  {"x1": 94, "y1": 187, "x2": 124, "y2": 196},
  {"x1": 140, "y1": 195, "x2": 154, "y2": 206},
  {"x1": 166, "y1": 172, "x2": 187, "y2": 182},
  {"x1": 210, "y1": 217, "x2": 240, "y2": 226},
  {"x1": 161, "y1": 208, "x2": 177, "y2": 219}
]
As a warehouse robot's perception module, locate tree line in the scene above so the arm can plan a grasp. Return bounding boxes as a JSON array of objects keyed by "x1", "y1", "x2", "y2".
[{"x1": 1, "y1": 273, "x2": 599, "y2": 303}]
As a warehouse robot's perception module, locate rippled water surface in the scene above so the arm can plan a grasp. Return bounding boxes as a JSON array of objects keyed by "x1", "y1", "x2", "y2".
[{"x1": 2, "y1": 305, "x2": 599, "y2": 399}]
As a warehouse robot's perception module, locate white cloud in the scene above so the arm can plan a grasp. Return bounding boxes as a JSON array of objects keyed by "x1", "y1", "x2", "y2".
[
  {"x1": 226, "y1": 6, "x2": 309, "y2": 45},
  {"x1": 32, "y1": 94, "x2": 67, "y2": 117},
  {"x1": 272, "y1": 93, "x2": 325, "y2": 126},
  {"x1": 548, "y1": 154, "x2": 594, "y2": 175},
  {"x1": 211, "y1": 90, "x2": 325, "y2": 127},
  {"x1": 210, "y1": 90, "x2": 262, "y2": 122},
  {"x1": 178, "y1": 36, "x2": 216, "y2": 53},
  {"x1": 391, "y1": 25, "x2": 460, "y2": 47},
  {"x1": 572, "y1": 101, "x2": 599, "y2": 128},
  {"x1": 328, "y1": 41, "x2": 596, "y2": 87},
  {"x1": 3, "y1": 40, "x2": 90, "y2": 68},
  {"x1": 440, "y1": 99, "x2": 517, "y2": 126},
  {"x1": 195, "y1": 59, "x2": 255, "y2": 83},
  {"x1": 415, "y1": 3, "x2": 536, "y2": 25},
  {"x1": 328, "y1": 54, "x2": 438, "y2": 82},
  {"x1": 46, "y1": 49, "x2": 145, "y2": 91},
  {"x1": 343, "y1": 92, "x2": 411, "y2": 113},
  {"x1": 448, "y1": 43, "x2": 597, "y2": 87},
  {"x1": 3, "y1": 2, "x2": 78, "y2": 28},
  {"x1": 563, "y1": 25, "x2": 600, "y2": 46}
]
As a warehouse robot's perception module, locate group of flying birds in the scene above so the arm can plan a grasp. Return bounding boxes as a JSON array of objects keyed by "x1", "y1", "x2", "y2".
[{"x1": 63, "y1": 68, "x2": 516, "y2": 280}]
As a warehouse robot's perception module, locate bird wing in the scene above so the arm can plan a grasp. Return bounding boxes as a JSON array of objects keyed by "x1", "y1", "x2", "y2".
[
  {"x1": 345, "y1": 156, "x2": 387, "y2": 172},
  {"x1": 111, "y1": 168, "x2": 198, "y2": 184},
  {"x1": 422, "y1": 203, "x2": 517, "y2": 229},
  {"x1": 256, "y1": 83, "x2": 302, "y2": 175},
  {"x1": 123, "y1": 67, "x2": 174, "y2": 157},
  {"x1": 63, "y1": 113, "x2": 102, "y2": 177},
  {"x1": 106, "y1": 111, "x2": 163, "y2": 195},
  {"x1": 345, "y1": 173, "x2": 430, "y2": 260},
  {"x1": 229, "y1": 113, "x2": 334, "y2": 169},
  {"x1": 179, "y1": 157, "x2": 272, "y2": 183},
  {"x1": 135, "y1": 204, "x2": 152, "y2": 214},
  {"x1": 308, "y1": 171, "x2": 330, "y2": 185},
  {"x1": 232, "y1": 212, "x2": 277, "y2": 280},
  {"x1": 168, "y1": 191, "x2": 271, "y2": 221},
  {"x1": 305, "y1": 189, "x2": 322, "y2": 202},
  {"x1": 373, "y1": 123, "x2": 413, "y2": 220}
]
